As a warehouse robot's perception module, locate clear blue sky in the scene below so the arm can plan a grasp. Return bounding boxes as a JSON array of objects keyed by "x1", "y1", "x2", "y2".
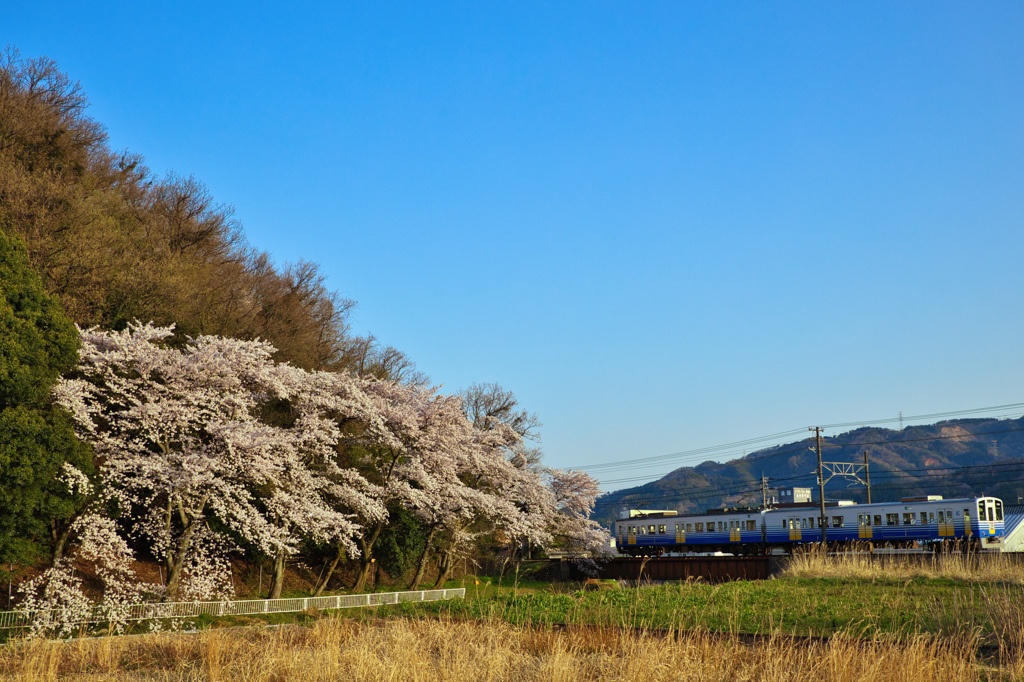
[{"x1": 7, "y1": 2, "x2": 1024, "y2": 489}]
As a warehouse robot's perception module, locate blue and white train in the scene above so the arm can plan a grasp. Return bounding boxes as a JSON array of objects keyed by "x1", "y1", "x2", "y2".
[{"x1": 613, "y1": 495, "x2": 1005, "y2": 555}]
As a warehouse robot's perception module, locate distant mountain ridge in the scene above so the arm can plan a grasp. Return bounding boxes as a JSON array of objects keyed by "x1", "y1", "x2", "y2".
[{"x1": 593, "y1": 416, "x2": 1024, "y2": 525}]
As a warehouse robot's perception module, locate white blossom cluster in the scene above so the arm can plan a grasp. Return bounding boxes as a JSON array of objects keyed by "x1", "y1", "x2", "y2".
[{"x1": 25, "y1": 322, "x2": 611, "y2": 635}]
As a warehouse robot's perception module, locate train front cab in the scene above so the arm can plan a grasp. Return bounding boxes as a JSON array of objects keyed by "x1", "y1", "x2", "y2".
[{"x1": 973, "y1": 497, "x2": 1004, "y2": 547}]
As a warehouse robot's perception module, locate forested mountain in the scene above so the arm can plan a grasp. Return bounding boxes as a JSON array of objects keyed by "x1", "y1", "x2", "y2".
[{"x1": 594, "y1": 416, "x2": 1024, "y2": 525}]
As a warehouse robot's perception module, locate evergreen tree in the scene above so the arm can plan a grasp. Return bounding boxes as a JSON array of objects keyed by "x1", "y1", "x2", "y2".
[{"x1": 0, "y1": 231, "x2": 90, "y2": 570}]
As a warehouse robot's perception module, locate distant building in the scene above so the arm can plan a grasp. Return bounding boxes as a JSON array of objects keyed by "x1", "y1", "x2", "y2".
[
  {"x1": 778, "y1": 487, "x2": 812, "y2": 504},
  {"x1": 617, "y1": 506, "x2": 678, "y2": 520}
]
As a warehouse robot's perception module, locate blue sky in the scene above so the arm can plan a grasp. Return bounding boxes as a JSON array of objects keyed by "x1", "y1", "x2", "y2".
[{"x1": 7, "y1": 2, "x2": 1024, "y2": 488}]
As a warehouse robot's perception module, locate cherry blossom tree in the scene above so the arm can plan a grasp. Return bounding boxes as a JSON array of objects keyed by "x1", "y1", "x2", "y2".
[
  {"x1": 54, "y1": 323, "x2": 381, "y2": 601},
  {"x1": 404, "y1": 403, "x2": 523, "y2": 589},
  {"x1": 545, "y1": 468, "x2": 615, "y2": 564},
  {"x1": 342, "y1": 381, "x2": 484, "y2": 593}
]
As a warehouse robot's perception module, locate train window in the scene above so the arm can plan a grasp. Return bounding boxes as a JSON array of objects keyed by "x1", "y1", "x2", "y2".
[
  {"x1": 747, "y1": 520, "x2": 756, "y2": 531},
  {"x1": 995, "y1": 501, "x2": 1003, "y2": 521},
  {"x1": 695, "y1": 522, "x2": 703, "y2": 532},
  {"x1": 686, "y1": 523, "x2": 693, "y2": 533},
  {"x1": 946, "y1": 510, "x2": 953, "y2": 524},
  {"x1": 886, "y1": 514, "x2": 898, "y2": 526},
  {"x1": 938, "y1": 511, "x2": 945, "y2": 523},
  {"x1": 987, "y1": 504, "x2": 994, "y2": 522},
  {"x1": 874, "y1": 515, "x2": 882, "y2": 526},
  {"x1": 658, "y1": 525, "x2": 666, "y2": 533},
  {"x1": 929, "y1": 512, "x2": 935, "y2": 524},
  {"x1": 832, "y1": 516, "x2": 844, "y2": 528},
  {"x1": 648, "y1": 525, "x2": 656, "y2": 534},
  {"x1": 978, "y1": 501, "x2": 985, "y2": 520},
  {"x1": 920, "y1": 513, "x2": 927, "y2": 525},
  {"x1": 903, "y1": 513, "x2": 913, "y2": 525}
]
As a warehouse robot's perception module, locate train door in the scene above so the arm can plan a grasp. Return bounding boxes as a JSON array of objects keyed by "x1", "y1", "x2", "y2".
[
  {"x1": 936, "y1": 509, "x2": 956, "y2": 537},
  {"x1": 858, "y1": 513, "x2": 873, "y2": 539},
  {"x1": 788, "y1": 516, "x2": 802, "y2": 541}
]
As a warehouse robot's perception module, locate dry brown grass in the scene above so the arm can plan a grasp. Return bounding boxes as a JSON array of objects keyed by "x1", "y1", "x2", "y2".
[
  {"x1": 781, "y1": 546, "x2": 1024, "y2": 583},
  {"x1": 0, "y1": 616, "x2": 1011, "y2": 682}
]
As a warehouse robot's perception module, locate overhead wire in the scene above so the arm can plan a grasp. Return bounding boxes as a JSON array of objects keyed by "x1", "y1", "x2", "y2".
[
  {"x1": 591, "y1": 420, "x2": 1024, "y2": 487},
  {"x1": 579, "y1": 401, "x2": 1024, "y2": 482},
  {"x1": 593, "y1": 455, "x2": 1024, "y2": 512}
]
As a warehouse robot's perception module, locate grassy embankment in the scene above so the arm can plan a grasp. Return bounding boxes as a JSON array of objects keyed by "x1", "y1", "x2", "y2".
[{"x1": 1, "y1": 550, "x2": 1022, "y2": 681}]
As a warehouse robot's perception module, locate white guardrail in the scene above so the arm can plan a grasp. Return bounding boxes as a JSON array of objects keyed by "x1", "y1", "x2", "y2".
[{"x1": 0, "y1": 588, "x2": 466, "y2": 630}]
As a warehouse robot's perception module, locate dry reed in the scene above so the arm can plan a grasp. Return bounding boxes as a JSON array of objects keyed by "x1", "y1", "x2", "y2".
[
  {"x1": 0, "y1": 616, "x2": 1004, "y2": 682},
  {"x1": 781, "y1": 545, "x2": 1024, "y2": 583}
]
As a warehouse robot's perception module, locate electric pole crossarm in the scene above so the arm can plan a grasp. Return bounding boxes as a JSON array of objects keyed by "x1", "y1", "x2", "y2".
[{"x1": 820, "y1": 462, "x2": 868, "y2": 487}]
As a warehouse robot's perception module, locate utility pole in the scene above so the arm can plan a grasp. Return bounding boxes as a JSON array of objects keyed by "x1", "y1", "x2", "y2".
[
  {"x1": 810, "y1": 427, "x2": 827, "y2": 543},
  {"x1": 863, "y1": 450, "x2": 871, "y2": 504},
  {"x1": 760, "y1": 473, "x2": 770, "y2": 510}
]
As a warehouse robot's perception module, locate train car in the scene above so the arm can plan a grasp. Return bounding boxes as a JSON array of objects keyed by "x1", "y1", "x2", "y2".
[
  {"x1": 762, "y1": 496, "x2": 1003, "y2": 550},
  {"x1": 614, "y1": 495, "x2": 1005, "y2": 556},
  {"x1": 614, "y1": 508, "x2": 765, "y2": 556}
]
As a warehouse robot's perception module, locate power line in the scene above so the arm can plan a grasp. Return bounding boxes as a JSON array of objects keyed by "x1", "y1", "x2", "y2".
[
  {"x1": 578, "y1": 401, "x2": 1024, "y2": 478},
  {"x1": 580, "y1": 428, "x2": 809, "y2": 472},
  {"x1": 819, "y1": 401, "x2": 1024, "y2": 430},
  {"x1": 593, "y1": 460, "x2": 1024, "y2": 512},
  {"x1": 593, "y1": 422, "x2": 1024, "y2": 487}
]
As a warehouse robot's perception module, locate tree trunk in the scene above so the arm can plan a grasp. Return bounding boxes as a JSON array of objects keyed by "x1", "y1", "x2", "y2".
[
  {"x1": 352, "y1": 555, "x2": 374, "y2": 594},
  {"x1": 51, "y1": 522, "x2": 73, "y2": 566},
  {"x1": 433, "y1": 548, "x2": 457, "y2": 589},
  {"x1": 269, "y1": 549, "x2": 286, "y2": 599},
  {"x1": 312, "y1": 545, "x2": 345, "y2": 597},
  {"x1": 163, "y1": 495, "x2": 208, "y2": 601},
  {"x1": 408, "y1": 525, "x2": 438, "y2": 590},
  {"x1": 351, "y1": 522, "x2": 383, "y2": 593},
  {"x1": 164, "y1": 522, "x2": 200, "y2": 600}
]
